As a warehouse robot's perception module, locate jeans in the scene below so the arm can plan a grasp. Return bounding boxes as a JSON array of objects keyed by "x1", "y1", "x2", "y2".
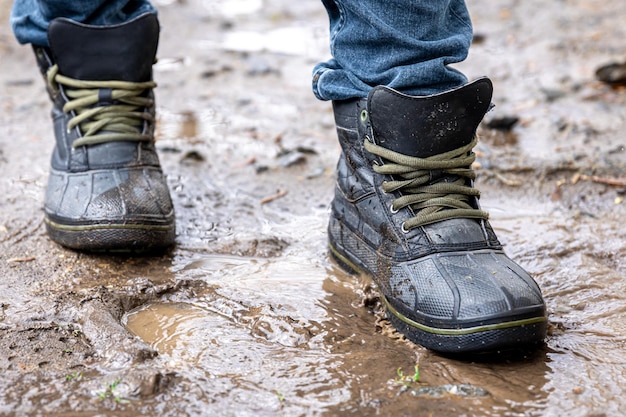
[{"x1": 10, "y1": 0, "x2": 473, "y2": 100}]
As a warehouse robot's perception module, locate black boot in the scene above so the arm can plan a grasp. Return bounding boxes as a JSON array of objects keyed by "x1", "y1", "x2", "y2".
[
  {"x1": 329, "y1": 78, "x2": 546, "y2": 354},
  {"x1": 34, "y1": 13, "x2": 175, "y2": 252}
]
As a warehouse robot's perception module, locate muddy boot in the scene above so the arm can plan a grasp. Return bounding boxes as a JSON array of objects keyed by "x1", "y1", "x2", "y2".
[
  {"x1": 329, "y1": 78, "x2": 547, "y2": 354},
  {"x1": 33, "y1": 13, "x2": 175, "y2": 252}
]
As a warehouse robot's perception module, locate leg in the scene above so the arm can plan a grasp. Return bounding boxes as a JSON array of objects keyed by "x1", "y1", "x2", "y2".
[
  {"x1": 314, "y1": 0, "x2": 472, "y2": 100},
  {"x1": 318, "y1": 0, "x2": 547, "y2": 353},
  {"x1": 11, "y1": 1, "x2": 175, "y2": 252}
]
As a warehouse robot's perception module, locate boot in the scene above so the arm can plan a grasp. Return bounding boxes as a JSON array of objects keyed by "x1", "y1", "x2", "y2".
[
  {"x1": 34, "y1": 13, "x2": 175, "y2": 252},
  {"x1": 329, "y1": 78, "x2": 547, "y2": 353}
]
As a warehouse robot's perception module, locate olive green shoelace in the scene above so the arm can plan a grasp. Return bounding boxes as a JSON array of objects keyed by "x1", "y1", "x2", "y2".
[
  {"x1": 364, "y1": 135, "x2": 489, "y2": 230},
  {"x1": 47, "y1": 64, "x2": 156, "y2": 148}
]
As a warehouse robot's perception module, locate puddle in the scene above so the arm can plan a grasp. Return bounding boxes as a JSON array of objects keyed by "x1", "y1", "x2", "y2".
[
  {"x1": 123, "y1": 257, "x2": 352, "y2": 416},
  {"x1": 124, "y1": 300, "x2": 351, "y2": 414}
]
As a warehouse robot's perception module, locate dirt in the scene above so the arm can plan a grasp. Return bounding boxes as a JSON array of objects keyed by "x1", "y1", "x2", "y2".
[{"x1": 1, "y1": 0, "x2": 625, "y2": 416}]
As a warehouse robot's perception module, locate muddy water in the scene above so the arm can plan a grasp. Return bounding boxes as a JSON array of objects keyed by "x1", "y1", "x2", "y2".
[{"x1": 1, "y1": 0, "x2": 626, "y2": 416}]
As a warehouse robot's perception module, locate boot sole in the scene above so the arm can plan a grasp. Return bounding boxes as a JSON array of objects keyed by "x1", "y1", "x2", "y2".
[
  {"x1": 45, "y1": 216, "x2": 175, "y2": 253},
  {"x1": 328, "y1": 240, "x2": 547, "y2": 354}
]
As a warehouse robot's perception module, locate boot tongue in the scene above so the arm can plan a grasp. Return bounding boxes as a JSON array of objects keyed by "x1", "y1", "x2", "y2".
[
  {"x1": 367, "y1": 78, "x2": 493, "y2": 158},
  {"x1": 47, "y1": 13, "x2": 159, "y2": 82}
]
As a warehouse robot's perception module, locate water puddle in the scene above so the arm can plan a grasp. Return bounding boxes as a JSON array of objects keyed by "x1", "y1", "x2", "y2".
[{"x1": 124, "y1": 256, "x2": 353, "y2": 415}]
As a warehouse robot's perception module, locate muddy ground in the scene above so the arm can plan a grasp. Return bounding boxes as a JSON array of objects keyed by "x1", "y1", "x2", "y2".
[{"x1": 1, "y1": 0, "x2": 626, "y2": 416}]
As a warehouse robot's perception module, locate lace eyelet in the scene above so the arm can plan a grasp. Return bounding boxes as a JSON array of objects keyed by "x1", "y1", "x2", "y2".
[
  {"x1": 364, "y1": 134, "x2": 373, "y2": 143},
  {"x1": 360, "y1": 109, "x2": 368, "y2": 122},
  {"x1": 401, "y1": 222, "x2": 410, "y2": 234},
  {"x1": 390, "y1": 204, "x2": 399, "y2": 214}
]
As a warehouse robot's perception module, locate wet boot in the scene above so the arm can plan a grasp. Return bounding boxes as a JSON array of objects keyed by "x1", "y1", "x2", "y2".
[
  {"x1": 329, "y1": 78, "x2": 547, "y2": 354},
  {"x1": 33, "y1": 13, "x2": 175, "y2": 252}
]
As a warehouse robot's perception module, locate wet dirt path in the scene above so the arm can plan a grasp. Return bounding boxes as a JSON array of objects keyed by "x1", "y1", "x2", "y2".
[{"x1": 1, "y1": 0, "x2": 626, "y2": 416}]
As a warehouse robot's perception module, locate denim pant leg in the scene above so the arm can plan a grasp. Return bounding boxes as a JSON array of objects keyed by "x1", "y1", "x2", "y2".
[
  {"x1": 313, "y1": 0, "x2": 473, "y2": 100},
  {"x1": 10, "y1": 0, "x2": 156, "y2": 46}
]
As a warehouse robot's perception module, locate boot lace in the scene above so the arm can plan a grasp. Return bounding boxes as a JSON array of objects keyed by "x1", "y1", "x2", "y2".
[
  {"x1": 47, "y1": 64, "x2": 156, "y2": 148},
  {"x1": 364, "y1": 135, "x2": 489, "y2": 231}
]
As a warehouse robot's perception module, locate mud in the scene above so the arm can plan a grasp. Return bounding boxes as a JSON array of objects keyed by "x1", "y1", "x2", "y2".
[{"x1": 1, "y1": 0, "x2": 626, "y2": 416}]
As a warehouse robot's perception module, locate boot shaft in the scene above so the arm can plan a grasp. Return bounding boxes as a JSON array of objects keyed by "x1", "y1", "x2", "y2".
[
  {"x1": 47, "y1": 13, "x2": 159, "y2": 83},
  {"x1": 33, "y1": 13, "x2": 161, "y2": 172},
  {"x1": 334, "y1": 78, "x2": 493, "y2": 158}
]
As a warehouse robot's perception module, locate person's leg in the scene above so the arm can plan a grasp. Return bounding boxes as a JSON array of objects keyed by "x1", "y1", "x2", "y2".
[
  {"x1": 318, "y1": 0, "x2": 547, "y2": 353},
  {"x1": 11, "y1": 0, "x2": 156, "y2": 46},
  {"x1": 314, "y1": 0, "x2": 472, "y2": 100},
  {"x1": 11, "y1": 1, "x2": 174, "y2": 252}
]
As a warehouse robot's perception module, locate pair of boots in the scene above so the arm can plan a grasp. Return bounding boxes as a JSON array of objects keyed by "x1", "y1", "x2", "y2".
[{"x1": 35, "y1": 14, "x2": 546, "y2": 353}]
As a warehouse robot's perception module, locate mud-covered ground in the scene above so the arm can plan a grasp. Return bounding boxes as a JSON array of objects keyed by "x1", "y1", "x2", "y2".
[{"x1": 1, "y1": 1, "x2": 626, "y2": 416}]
